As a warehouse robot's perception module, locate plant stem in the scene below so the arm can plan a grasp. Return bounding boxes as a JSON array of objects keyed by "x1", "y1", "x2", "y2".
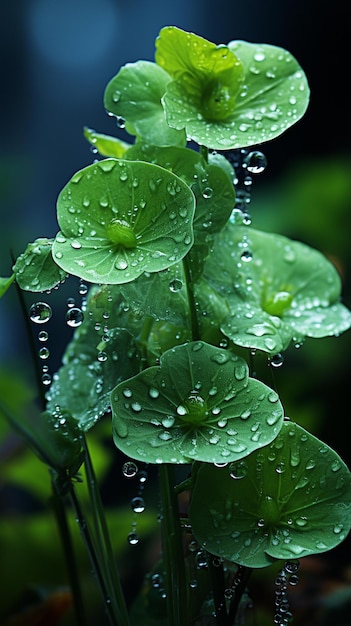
[
  {"x1": 227, "y1": 566, "x2": 252, "y2": 626},
  {"x1": 200, "y1": 145, "x2": 209, "y2": 163},
  {"x1": 208, "y1": 558, "x2": 228, "y2": 626},
  {"x1": 68, "y1": 483, "x2": 127, "y2": 626},
  {"x1": 159, "y1": 464, "x2": 189, "y2": 626},
  {"x1": 50, "y1": 480, "x2": 88, "y2": 626},
  {"x1": 82, "y1": 434, "x2": 131, "y2": 626}
]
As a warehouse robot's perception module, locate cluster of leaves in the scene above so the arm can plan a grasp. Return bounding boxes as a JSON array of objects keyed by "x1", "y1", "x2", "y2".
[{"x1": 2, "y1": 25, "x2": 351, "y2": 626}]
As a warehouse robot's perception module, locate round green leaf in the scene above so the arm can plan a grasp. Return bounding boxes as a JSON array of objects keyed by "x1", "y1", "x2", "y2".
[
  {"x1": 111, "y1": 341, "x2": 283, "y2": 464},
  {"x1": 189, "y1": 421, "x2": 351, "y2": 567},
  {"x1": 157, "y1": 28, "x2": 309, "y2": 150},
  {"x1": 13, "y1": 238, "x2": 68, "y2": 292},
  {"x1": 203, "y1": 223, "x2": 351, "y2": 353},
  {"x1": 52, "y1": 159, "x2": 195, "y2": 284},
  {"x1": 104, "y1": 60, "x2": 186, "y2": 147}
]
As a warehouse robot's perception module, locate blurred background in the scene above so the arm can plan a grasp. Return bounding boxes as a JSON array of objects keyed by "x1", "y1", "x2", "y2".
[{"x1": 1, "y1": 1, "x2": 351, "y2": 625}]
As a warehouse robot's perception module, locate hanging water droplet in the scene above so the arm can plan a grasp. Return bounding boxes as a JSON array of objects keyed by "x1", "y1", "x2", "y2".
[
  {"x1": 41, "y1": 372, "x2": 52, "y2": 386},
  {"x1": 122, "y1": 461, "x2": 138, "y2": 478},
  {"x1": 29, "y1": 302, "x2": 52, "y2": 324},
  {"x1": 229, "y1": 460, "x2": 248, "y2": 479},
  {"x1": 38, "y1": 330, "x2": 48, "y2": 342},
  {"x1": 131, "y1": 496, "x2": 145, "y2": 513},
  {"x1": 127, "y1": 531, "x2": 139, "y2": 545},
  {"x1": 79, "y1": 282, "x2": 88, "y2": 296},
  {"x1": 270, "y1": 353, "x2": 284, "y2": 367},
  {"x1": 97, "y1": 351, "x2": 108, "y2": 362},
  {"x1": 39, "y1": 347, "x2": 50, "y2": 360},
  {"x1": 243, "y1": 151, "x2": 267, "y2": 174},
  {"x1": 66, "y1": 307, "x2": 84, "y2": 327}
]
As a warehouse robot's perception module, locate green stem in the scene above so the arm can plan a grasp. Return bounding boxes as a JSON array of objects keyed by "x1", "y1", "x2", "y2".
[
  {"x1": 208, "y1": 558, "x2": 228, "y2": 626},
  {"x1": 227, "y1": 566, "x2": 252, "y2": 626},
  {"x1": 82, "y1": 434, "x2": 130, "y2": 626},
  {"x1": 159, "y1": 464, "x2": 189, "y2": 626},
  {"x1": 68, "y1": 483, "x2": 124, "y2": 626},
  {"x1": 50, "y1": 480, "x2": 88, "y2": 626},
  {"x1": 183, "y1": 255, "x2": 201, "y2": 341},
  {"x1": 200, "y1": 145, "x2": 209, "y2": 163}
]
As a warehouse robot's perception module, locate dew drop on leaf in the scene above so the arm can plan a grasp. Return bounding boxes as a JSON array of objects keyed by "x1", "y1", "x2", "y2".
[
  {"x1": 29, "y1": 302, "x2": 52, "y2": 324},
  {"x1": 38, "y1": 330, "x2": 48, "y2": 342},
  {"x1": 169, "y1": 278, "x2": 183, "y2": 292}
]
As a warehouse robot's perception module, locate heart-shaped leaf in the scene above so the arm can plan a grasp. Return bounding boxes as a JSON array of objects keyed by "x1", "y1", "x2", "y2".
[
  {"x1": 111, "y1": 341, "x2": 283, "y2": 464},
  {"x1": 52, "y1": 159, "x2": 195, "y2": 284},
  {"x1": 189, "y1": 421, "x2": 351, "y2": 567}
]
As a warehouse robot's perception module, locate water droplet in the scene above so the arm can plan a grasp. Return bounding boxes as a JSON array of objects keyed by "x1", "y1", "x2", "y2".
[
  {"x1": 229, "y1": 460, "x2": 248, "y2": 479},
  {"x1": 122, "y1": 461, "x2": 138, "y2": 478},
  {"x1": 29, "y1": 302, "x2": 52, "y2": 324},
  {"x1": 39, "y1": 347, "x2": 50, "y2": 360},
  {"x1": 115, "y1": 257, "x2": 129, "y2": 270},
  {"x1": 243, "y1": 151, "x2": 267, "y2": 174},
  {"x1": 169, "y1": 278, "x2": 183, "y2": 292},
  {"x1": 38, "y1": 330, "x2": 48, "y2": 342},
  {"x1": 148, "y1": 387, "x2": 160, "y2": 399},
  {"x1": 66, "y1": 307, "x2": 84, "y2": 327},
  {"x1": 270, "y1": 353, "x2": 284, "y2": 367},
  {"x1": 97, "y1": 351, "x2": 108, "y2": 362},
  {"x1": 131, "y1": 496, "x2": 145, "y2": 513},
  {"x1": 241, "y1": 249, "x2": 253, "y2": 262},
  {"x1": 127, "y1": 531, "x2": 139, "y2": 545},
  {"x1": 41, "y1": 372, "x2": 52, "y2": 386},
  {"x1": 71, "y1": 240, "x2": 82, "y2": 250}
]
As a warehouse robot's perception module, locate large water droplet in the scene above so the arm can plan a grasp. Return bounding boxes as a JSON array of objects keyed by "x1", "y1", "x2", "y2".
[
  {"x1": 66, "y1": 307, "x2": 84, "y2": 327},
  {"x1": 122, "y1": 461, "x2": 138, "y2": 478},
  {"x1": 29, "y1": 302, "x2": 52, "y2": 324}
]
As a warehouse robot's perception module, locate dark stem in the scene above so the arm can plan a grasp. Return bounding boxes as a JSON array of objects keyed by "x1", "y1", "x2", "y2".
[
  {"x1": 159, "y1": 464, "x2": 189, "y2": 626},
  {"x1": 50, "y1": 480, "x2": 88, "y2": 626},
  {"x1": 227, "y1": 566, "x2": 252, "y2": 626},
  {"x1": 208, "y1": 557, "x2": 228, "y2": 626}
]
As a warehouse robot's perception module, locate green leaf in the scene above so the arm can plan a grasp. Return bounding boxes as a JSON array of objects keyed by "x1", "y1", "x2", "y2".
[
  {"x1": 126, "y1": 144, "x2": 235, "y2": 236},
  {"x1": 111, "y1": 341, "x2": 283, "y2": 464},
  {"x1": 12, "y1": 238, "x2": 68, "y2": 292},
  {"x1": 83, "y1": 126, "x2": 132, "y2": 158},
  {"x1": 104, "y1": 60, "x2": 186, "y2": 147},
  {"x1": 0, "y1": 274, "x2": 15, "y2": 297},
  {"x1": 189, "y1": 421, "x2": 351, "y2": 567},
  {"x1": 156, "y1": 26, "x2": 244, "y2": 124},
  {"x1": 52, "y1": 159, "x2": 195, "y2": 284},
  {"x1": 120, "y1": 263, "x2": 189, "y2": 327},
  {"x1": 46, "y1": 314, "x2": 141, "y2": 431},
  {"x1": 203, "y1": 222, "x2": 351, "y2": 353},
  {"x1": 156, "y1": 27, "x2": 309, "y2": 150}
]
